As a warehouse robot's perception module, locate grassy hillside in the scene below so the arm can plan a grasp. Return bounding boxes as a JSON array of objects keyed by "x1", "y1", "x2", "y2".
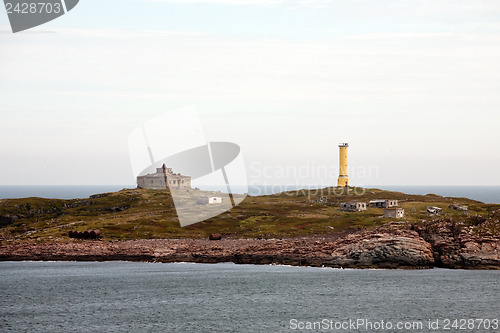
[{"x1": 0, "y1": 187, "x2": 498, "y2": 241}]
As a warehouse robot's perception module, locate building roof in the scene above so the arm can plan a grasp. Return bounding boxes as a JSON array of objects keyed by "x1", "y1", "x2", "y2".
[
  {"x1": 138, "y1": 173, "x2": 188, "y2": 178},
  {"x1": 137, "y1": 164, "x2": 190, "y2": 179}
]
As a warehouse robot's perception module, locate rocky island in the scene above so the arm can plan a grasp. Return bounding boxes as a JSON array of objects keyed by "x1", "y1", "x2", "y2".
[{"x1": 1, "y1": 187, "x2": 499, "y2": 269}]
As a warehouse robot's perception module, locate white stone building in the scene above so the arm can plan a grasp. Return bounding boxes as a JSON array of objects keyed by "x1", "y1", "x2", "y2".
[{"x1": 137, "y1": 164, "x2": 191, "y2": 190}]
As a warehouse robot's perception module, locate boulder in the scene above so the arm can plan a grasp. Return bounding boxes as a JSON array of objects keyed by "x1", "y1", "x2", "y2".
[{"x1": 209, "y1": 233, "x2": 222, "y2": 241}]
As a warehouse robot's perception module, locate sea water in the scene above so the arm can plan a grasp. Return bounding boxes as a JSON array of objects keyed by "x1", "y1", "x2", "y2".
[
  {"x1": 0, "y1": 262, "x2": 498, "y2": 332},
  {"x1": 1, "y1": 185, "x2": 500, "y2": 203}
]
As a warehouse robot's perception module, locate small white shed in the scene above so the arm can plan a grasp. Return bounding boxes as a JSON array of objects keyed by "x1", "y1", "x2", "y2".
[{"x1": 209, "y1": 197, "x2": 222, "y2": 204}]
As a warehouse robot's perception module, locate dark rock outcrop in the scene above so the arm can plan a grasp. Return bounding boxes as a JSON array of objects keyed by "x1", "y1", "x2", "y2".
[
  {"x1": 209, "y1": 233, "x2": 222, "y2": 241},
  {"x1": 0, "y1": 215, "x2": 19, "y2": 227},
  {"x1": 68, "y1": 230, "x2": 101, "y2": 240}
]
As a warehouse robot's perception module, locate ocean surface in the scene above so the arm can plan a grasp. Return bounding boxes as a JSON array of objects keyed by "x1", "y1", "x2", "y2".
[
  {"x1": 0, "y1": 262, "x2": 498, "y2": 333},
  {"x1": 1, "y1": 185, "x2": 499, "y2": 203},
  {"x1": 0, "y1": 185, "x2": 136, "y2": 200},
  {"x1": 372, "y1": 185, "x2": 500, "y2": 204}
]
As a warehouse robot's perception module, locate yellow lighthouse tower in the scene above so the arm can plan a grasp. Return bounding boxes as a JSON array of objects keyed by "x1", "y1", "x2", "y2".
[{"x1": 337, "y1": 143, "x2": 349, "y2": 187}]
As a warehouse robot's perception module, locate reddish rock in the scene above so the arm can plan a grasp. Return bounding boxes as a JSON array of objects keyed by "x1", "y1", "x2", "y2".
[
  {"x1": 1, "y1": 219, "x2": 498, "y2": 269},
  {"x1": 209, "y1": 233, "x2": 222, "y2": 241},
  {"x1": 414, "y1": 218, "x2": 500, "y2": 268}
]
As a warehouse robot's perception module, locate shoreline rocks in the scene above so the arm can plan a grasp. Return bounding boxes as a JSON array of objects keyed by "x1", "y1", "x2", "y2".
[
  {"x1": 1, "y1": 221, "x2": 498, "y2": 269},
  {"x1": 414, "y1": 219, "x2": 500, "y2": 269}
]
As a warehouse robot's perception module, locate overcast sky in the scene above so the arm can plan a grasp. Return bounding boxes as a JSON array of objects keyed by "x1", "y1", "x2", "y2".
[{"x1": 1, "y1": 0, "x2": 499, "y2": 186}]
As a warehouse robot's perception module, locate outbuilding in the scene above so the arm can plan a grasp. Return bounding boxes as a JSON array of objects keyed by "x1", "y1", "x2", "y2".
[
  {"x1": 340, "y1": 201, "x2": 367, "y2": 212},
  {"x1": 209, "y1": 197, "x2": 222, "y2": 204},
  {"x1": 369, "y1": 199, "x2": 398, "y2": 208},
  {"x1": 427, "y1": 206, "x2": 443, "y2": 215},
  {"x1": 384, "y1": 208, "x2": 405, "y2": 218}
]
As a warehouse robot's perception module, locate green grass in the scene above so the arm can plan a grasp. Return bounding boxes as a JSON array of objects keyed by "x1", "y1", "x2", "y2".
[{"x1": 0, "y1": 186, "x2": 497, "y2": 241}]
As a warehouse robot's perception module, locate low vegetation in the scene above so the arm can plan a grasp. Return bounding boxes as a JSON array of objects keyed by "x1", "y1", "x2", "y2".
[{"x1": 0, "y1": 187, "x2": 498, "y2": 242}]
